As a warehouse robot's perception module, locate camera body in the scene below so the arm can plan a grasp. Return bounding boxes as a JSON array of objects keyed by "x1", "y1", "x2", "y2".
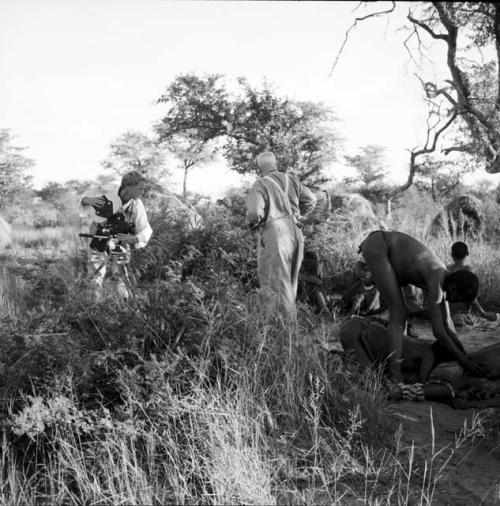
[{"x1": 80, "y1": 196, "x2": 135, "y2": 258}]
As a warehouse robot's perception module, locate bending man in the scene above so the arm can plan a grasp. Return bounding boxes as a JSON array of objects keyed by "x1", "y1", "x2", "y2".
[
  {"x1": 81, "y1": 171, "x2": 152, "y2": 300},
  {"x1": 359, "y1": 230, "x2": 487, "y2": 381},
  {"x1": 246, "y1": 152, "x2": 316, "y2": 316}
]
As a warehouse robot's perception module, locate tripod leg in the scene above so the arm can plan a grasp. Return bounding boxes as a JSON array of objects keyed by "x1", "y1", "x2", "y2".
[{"x1": 88, "y1": 253, "x2": 108, "y2": 302}]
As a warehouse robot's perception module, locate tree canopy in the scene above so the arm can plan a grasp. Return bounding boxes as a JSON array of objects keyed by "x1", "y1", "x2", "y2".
[
  {"x1": 156, "y1": 74, "x2": 340, "y2": 187},
  {"x1": 101, "y1": 131, "x2": 168, "y2": 182}
]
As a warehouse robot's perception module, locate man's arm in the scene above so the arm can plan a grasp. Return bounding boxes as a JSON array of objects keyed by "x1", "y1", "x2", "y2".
[
  {"x1": 471, "y1": 298, "x2": 497, "y2": 321},
  {"x1": 419, "y1": 347, "x2": 436, "y2": 382},
  {"x1": 428, "y1": 283, "x2": 467, "y2": 364},
  {"x1": 297, "y1": 182, "x2": 317, "y2": 216},
  {"x1": 440, "y1": 301, "x2": 467, "y2": 354},
  {"x1": 246, "y1": 182, "x2": 267, "y2": 229},
  {"x1": 117, "y1": 199, "x2": 152, "y2": 248},
  {"x1": 429, "y1": 293, "x2": 488, "y2": 376}
]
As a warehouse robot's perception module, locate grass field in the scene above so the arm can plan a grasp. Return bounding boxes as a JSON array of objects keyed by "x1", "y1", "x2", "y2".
[{"x1": 0, "y1": 201, "x2": 499, "y2": 505}]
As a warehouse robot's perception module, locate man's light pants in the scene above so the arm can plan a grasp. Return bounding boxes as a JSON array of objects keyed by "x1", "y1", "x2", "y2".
[
  {"x1": 257, "y1": 217, "x2": 304, "y2": 317},
  {"x1": 88, "y1": 250, "x2": 135, "y2": 300}
]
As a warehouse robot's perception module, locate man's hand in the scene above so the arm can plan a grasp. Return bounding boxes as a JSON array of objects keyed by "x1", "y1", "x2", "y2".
[
  {"x1": 463, "y1": 356, "x2": 490, "y2": 377},
  {"x1": 116, "y1": 233, "x2": 138, "y2": 245},
  {"x1": 82, "y1": 196, "x2": 106, "y2": 209}
]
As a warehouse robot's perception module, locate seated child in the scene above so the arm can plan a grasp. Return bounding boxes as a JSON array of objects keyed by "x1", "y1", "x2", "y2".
[
  {"x1": 342, "y1": 261, "x2": 383, "y2": 317},
  {"x1": 447, "y1": 241, "x2": 497, "y2": 322},
  {"x1": 298, "y1": 250, "x2": 330, "y2": 313}
]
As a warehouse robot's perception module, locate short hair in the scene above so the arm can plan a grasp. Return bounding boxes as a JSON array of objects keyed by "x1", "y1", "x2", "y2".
[
  {"x1": 443, "y1": 269, "x2": 478, "y2": 303},
  {"x1": 451, "y1": 241, "x2": 469, "y2": 260},
  {"x1": 257, "y1": 151, "x2": 276, "y2": 166}
]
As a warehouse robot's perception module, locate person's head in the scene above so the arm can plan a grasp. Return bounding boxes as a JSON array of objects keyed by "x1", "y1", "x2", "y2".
[
  {"x1": 451, "y1": 241, "x2": 469, "y2": 262},
  {"x1": 302, "y1": 250, "x2": 322, "y2": 277},
  {"x1": 256, "y1": 151, "x2": 277, "y2": 175},
  {"x1": 354, "y1": 260, "x2": 373, "y2": 285},
  {"x1": 118, "y1": 171, "x2": 146, "y2": 204},
  {"x1": 443, "y1": 269, "x2": 478, "y2": 303}
]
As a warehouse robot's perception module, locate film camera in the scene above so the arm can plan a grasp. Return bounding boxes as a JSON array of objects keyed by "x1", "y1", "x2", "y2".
[{"x1": 79, "y1": 196, "x2": 135, "y2": 264}]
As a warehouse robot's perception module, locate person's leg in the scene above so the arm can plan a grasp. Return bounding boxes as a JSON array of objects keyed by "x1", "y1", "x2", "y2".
[
  {"x1": 361, "y1": 232, "x2": 407, "y2": 381},
  {"x1": 88, "y1": 251, "x2": 107, "y2": 302},
  {"x1": 258, "y1": 223, "x2": 295, "y2": 317}
]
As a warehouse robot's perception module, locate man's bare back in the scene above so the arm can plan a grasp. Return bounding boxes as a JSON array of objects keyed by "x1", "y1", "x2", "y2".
[
  {"x1": 361, "y1": 231, "x2": 444, "y2": 289},
  {"x1": 359, "y1": 230, "x2": 485, "y2": 380}
]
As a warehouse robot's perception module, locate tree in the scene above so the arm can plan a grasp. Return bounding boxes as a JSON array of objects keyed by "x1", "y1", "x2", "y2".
[
  {"x1": 156, "y1": 74, "x2": 231, "y2": 142},
  {"x1": 36, "y1": 182, "x2": 69, "y2": 211},
  {"x1": 224, "y1": 80, "x2": 338, "y2": 186},
  {"x1": 168, "y1": 134, "x2": 217, "y2": 200},
  {"x1": 343, "y1": 144, "x2": 397, "y2": 210},
  {"x1": 0, "y1": 129, "x2": 34, "y2": 209},
  {"x1": 332, "y1": 1, "x2": 500, "y2": 184},
  {"x1": 102, "y1": 131, "x2": 168, "y2": 182},
  {"x1": 156, "y1": 74, "x2": 339, "y2": 187},
  {"x1": 414, "y1": 157, "x2": 472, "y2": 203},
  {"x1": 344, "y1": 144, "x2": 388, "y2": 187}
]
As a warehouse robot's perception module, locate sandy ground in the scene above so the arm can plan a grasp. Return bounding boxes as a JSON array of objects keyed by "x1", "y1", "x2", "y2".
[
  {"x1": 390, "y1": 319, "x2": 500, "y2": 505},
  {"x1": 323, "y1": 316, "x2": 500, "y2": 504}
]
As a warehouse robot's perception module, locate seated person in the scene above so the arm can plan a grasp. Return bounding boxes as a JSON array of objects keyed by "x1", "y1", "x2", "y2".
[
  {"x1": 339, "y1": 317, "x2": 500, "y2": 407},
  {"x1": 359, "y1": 230, "x2": 487, "y2": 380},
  {"x1": 342, "y1": 261, "x2": 382, "y2": 317},
  {"x1": 298, "y1": 250, "x2": 330, "y2": 314},
  {"x1": 447, "y1": 241, "x2": 497, "y2": 322}
]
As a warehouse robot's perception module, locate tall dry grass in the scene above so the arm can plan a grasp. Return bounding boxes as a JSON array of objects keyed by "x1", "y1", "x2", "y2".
[
  {"x1": 0, "y1": 342, "x2": 491, "y2": 505},
  {"x1": 0, "y1": 195, "x2": 499, "y2": 505}
]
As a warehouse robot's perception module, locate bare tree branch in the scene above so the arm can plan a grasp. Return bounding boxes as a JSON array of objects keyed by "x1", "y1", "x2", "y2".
[
  {"x1": 441, "y1": 144, "x2": 475, "y2": 156},
  {"x1": 330, "y1": 1, "x2": 396, "y2": 76},
  {"x1": 396, "y1": 109, "x2": 458, "y2": 194},
  {"x1": 407, "y1": 13, "x2": 448, "y2": 41}
]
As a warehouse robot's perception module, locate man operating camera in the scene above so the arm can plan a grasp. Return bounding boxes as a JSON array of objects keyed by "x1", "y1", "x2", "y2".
[{"x1": 80, "y1": 171, "x2": 153, "y2": 300}]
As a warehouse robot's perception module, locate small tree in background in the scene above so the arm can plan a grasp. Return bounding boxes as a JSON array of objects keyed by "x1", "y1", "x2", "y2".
[
  {"x1": 344, "y1": 144, "x2": 395, "y2": 201},
  {"x1": 414, "y1": 156, "x2": 473, "y2": 203},
  {"x1": 168, "y1": 133, "x2": 218, "y2": 200},
  {"x1": 0, "y1": 129, "x2": 34, "y2": 210},
  {"x1": 344, "y1": 145, "x2": 388, "y2": 188},
  {"x1": 102, "y1": 131, "x2": 168, "y2": 182}
]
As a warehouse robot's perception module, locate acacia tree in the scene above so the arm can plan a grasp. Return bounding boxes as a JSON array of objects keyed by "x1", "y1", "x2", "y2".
[
  {"x1": 344, "y1": 144, "x2": 388, "y2": 187},
  {"x1": 102, "y1": 130, "x2": 168, "y2": 182},
  {"x1": 0, "y1": 129, "x2": 34, "y2": 209},
  {"x1": 168, "y1": 133, "x2": 217, "y2": 200},
  {"x1": 333, "y1": 1, "x2": 500, "y2": 189},
  {"x1": 344, "y1": 144, "x2": 397, "y2": 215},
  {"x1": 414, "y1": 156, "x2": 474, "y2": 203},
  {"x1": 156, "y1": 74, "x2": 339, "y2": 188}
]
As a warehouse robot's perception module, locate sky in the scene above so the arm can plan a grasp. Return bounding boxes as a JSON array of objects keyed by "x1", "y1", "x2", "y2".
[{"x1": 1, "y1": 0, "x2": 498, "y2": 195}]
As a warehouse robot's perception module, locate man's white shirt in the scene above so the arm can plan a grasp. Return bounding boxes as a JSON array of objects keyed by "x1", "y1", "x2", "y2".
[{"x1": 80, "y1": 194, "x2": 152, "y2": 249}]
